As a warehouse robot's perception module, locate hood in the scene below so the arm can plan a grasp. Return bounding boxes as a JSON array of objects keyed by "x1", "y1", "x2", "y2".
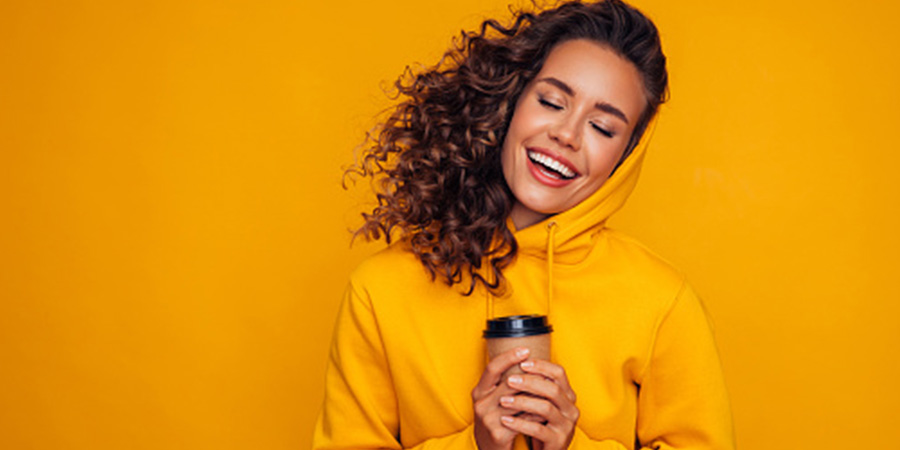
[{"x1": 510, "y1": 119, "x2": 657, "y2": 265}]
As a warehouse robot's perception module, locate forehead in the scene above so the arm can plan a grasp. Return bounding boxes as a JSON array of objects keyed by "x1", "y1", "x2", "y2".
[{"x1": 535, "y1": 39, "x2": 646, "y2": 122}]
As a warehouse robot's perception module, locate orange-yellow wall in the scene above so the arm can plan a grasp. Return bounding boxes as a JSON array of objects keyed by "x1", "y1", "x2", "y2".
[{"x1": 1, "y1": 0, "x2": 898, "y2": 448}]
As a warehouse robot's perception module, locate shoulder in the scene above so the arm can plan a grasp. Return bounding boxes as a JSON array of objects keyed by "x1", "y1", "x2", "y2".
[
  {"x1": 351, "y1": 240, "x2": 421, "y2": 282},
  {"x1": 596, "y1": 228, "x2": 687, "y2": 295},
  {"x1": 347, "y1": 240, "x2": 435, "y2": 301},
  {"x1": 598, "y1": 229, "x2": 714, "y2": 334}
]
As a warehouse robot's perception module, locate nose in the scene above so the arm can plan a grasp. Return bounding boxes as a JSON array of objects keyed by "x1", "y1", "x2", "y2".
[{"x1": 548, "y1": 113, "x2": 582, "y2": 150}]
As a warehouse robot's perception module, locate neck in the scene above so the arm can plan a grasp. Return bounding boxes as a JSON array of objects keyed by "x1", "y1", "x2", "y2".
[{"x1": 509, "y1": 202, "x2": 551, "y2": 231}]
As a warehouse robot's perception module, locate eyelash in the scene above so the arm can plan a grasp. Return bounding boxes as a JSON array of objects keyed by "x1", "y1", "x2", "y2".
[
  {"x1": 538, "y1": 97, "x2": 614, "y2": 138},
  {"x1": 538, "y1": 98, "x2": 562, "y2": 110},
  {"x1": 591, "y1": 123, "x2": 614, "y2": 138}
]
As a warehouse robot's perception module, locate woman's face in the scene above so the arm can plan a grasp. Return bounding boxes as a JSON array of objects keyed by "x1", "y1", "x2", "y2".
[{"x1": 501, "y1": 39, "x2": 646, "y2": 229}]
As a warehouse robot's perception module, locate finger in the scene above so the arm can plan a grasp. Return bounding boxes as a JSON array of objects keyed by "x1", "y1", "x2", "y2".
[
  {"x1": 519, "y1": 360, "x2": 576, "y2": 402},
  {"x1": 475, "y1": 395, "x2": 523, "y2": 418},
  {"x1": 499, "y1": 394, "x2": 563, "y2": 424},
  {"x1": 516, "y1": 412, "x2": 546, "y2": 423},
  {"x1": 487, "y1": 417, "x2": 519, "y2": 444},
  {"x1": 474, "y1": 383, "x2": 527, "y2": 419},
  {"x1": 473, "y1": 347, "x2": 531, "y2": 399},
  {"x1": 507, "y1": 373, "x2": 563, "y2": 403},
  {"x1": 483, "y1": 400, "x2": 521, "y2": 442},
  {"x1": 507, "y1": 374, "x2": 578, "y2": 418},
  {"x1": 500, "y1": 415, "x2": 554, "y2": 442}
]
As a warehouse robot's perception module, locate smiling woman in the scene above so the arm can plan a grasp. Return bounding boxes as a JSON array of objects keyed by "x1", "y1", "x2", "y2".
[
  {"x1": 313, "y1": 1, "x2": 733, "y2": 449},
  {"x1": 502, "y1": 39, "x2": 647, "y2": 229}
]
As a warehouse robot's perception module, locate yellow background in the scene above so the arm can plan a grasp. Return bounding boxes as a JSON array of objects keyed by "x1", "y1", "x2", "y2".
[{"x1": 1, "y1": 0, "x2": 898, "y2": 448}]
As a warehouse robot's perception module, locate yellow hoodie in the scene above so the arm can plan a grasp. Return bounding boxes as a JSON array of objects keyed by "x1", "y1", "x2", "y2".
[{"x1": 312, "y1": 132, "x2": 735, "y2": 450}]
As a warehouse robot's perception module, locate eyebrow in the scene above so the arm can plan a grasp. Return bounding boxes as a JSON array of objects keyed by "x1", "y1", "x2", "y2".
[{"x1": 536, "y1": 77, "x2": 630, "y2": 125}]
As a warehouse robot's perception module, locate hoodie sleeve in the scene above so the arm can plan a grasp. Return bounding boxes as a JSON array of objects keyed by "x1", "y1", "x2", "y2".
[
  {"x1": 569, "y1": 281, "x2": 735, "y2": 450},
  {"x1": 312, "y1": 281, "x2": 479, "y2": 450}
]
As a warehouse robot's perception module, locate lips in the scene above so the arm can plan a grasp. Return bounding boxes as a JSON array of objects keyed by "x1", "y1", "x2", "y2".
[{"x1": 525, "y1": 148, "x2": 580, "y2": 187}]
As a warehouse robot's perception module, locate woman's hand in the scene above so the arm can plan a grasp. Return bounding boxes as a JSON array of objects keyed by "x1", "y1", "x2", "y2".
[
  {"x1": 471, "y1": 347, "x2": 532, "y2": 450},
  {"x1": 498, "y1": 359, "x2": 580, "y2": 450}
]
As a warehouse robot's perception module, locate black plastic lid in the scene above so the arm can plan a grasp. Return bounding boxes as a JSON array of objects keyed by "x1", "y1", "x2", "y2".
[{"x1": 483, "y1": 315, "x2": 553, "y2": 338}]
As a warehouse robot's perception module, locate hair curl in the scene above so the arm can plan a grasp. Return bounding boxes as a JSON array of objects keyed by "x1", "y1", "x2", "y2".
[{"x1": 346, "y1": 0, "x2": 668, "y2": 295}]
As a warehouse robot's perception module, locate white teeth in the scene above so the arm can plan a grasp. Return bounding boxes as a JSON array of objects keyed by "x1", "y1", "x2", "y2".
[{"x1": 527, "y1": 151, "x2": 576, "y2": 178}]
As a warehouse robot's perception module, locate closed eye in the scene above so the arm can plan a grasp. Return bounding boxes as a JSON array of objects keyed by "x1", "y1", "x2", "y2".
[
  {"x1": 538, "y1": 98, "x2": 563, "y2": 110},
  {"x1": 591, "y1": 123, "x2": 614, "y2": 138}
]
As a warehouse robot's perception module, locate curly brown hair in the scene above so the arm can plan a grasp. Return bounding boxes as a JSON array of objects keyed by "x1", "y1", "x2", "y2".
[{"x1": 347, "y1": 0, "x2": 668, "y2": 295}]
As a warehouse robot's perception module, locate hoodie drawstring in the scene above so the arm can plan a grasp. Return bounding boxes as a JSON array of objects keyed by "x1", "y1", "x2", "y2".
[
  {"x1": 545, "y1": 221, "x2": 558, "y2": 318},
  {"x1": 484, "y1": 221, "x2": 559, "y2": 321}
]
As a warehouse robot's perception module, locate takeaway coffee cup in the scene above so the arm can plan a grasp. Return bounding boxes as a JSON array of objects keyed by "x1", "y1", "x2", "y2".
[{"x1": 484, "y1": 315, "x2": 553, "y2": 377}]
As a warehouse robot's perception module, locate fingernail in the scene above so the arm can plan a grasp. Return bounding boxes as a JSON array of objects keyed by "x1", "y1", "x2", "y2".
[
  {"x1": 500, "y1": 396, "x2": 514, "y2": 405},
  {"x1": 501, "y1": 416, "x2": 514, "y2": 424},
  {"x1": 508, "y1": 375, "x2": 522, "y2": 385},
  {"x1": 516, "y1": 348, "x2": 530, "y2": 358},
  {"x1": 520, "y1": 360, "x2": 534, "y2": 369}
]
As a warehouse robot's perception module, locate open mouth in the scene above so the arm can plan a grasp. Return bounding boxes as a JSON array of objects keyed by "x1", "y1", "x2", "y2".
[{"x1": 527, "y1": 150, "x2": 578, "y2": 180}]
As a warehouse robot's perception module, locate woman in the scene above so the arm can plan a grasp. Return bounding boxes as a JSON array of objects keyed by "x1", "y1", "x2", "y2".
[{"x1": 313, "y1": 1, "x2": 734, "y2": 449}]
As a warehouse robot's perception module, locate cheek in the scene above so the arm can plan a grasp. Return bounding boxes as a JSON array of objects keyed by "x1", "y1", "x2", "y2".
[
  {"x1": 587, "y1": 143, "x2": 626, "y2": 180},
  {"x1": 500, "y1": 136, "x2": 515, "y2": 182},
  {"x1": 500, "y1": 114, "x2": 525, "y2": 178}
]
